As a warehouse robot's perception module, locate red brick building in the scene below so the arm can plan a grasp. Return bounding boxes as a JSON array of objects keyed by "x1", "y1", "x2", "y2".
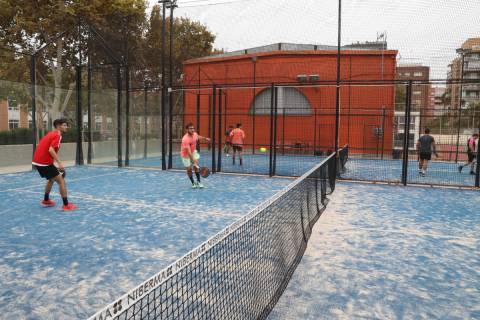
[{"x1": 182, "y1": 43, "x2": 397, "y2": 154}]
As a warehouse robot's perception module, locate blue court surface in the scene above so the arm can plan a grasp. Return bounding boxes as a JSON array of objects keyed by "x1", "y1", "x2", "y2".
[
  {"x1": 122, "y1": 153, "x2": 476, "y2": 187},
  {"x1": 268, "y1": 182, "x2": 480, "y2": 319},
  {"x1": 0, "y1": 166, "x2": 291, "y2": 319},
  {"x1": 342, "y1": 158, "x2": 477, "y2": 187},
  {"x1": 120, "y1": 152, "x2": 327, "y2": 177}
]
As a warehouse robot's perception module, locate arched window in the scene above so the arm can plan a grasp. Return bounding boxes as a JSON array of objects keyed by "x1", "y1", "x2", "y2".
[{"x1": 249, "y1": 87, "x2": 312, "y2": 115}]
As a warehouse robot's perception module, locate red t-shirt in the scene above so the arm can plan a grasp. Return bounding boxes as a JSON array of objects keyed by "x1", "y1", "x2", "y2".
[{"x1": 32, "y1": 131, "x2": 62, "y2": 166}]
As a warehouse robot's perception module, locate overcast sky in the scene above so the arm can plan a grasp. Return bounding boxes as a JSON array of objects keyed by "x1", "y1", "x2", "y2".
[{"x1": 147, "y1": 0, "x2": 480, "y2": 79}]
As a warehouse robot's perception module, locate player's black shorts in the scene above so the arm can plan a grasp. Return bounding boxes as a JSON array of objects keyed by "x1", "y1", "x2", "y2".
[
  {"x1": 34, "y1": 164, "x2": 60, "y2": 180},
  {"x1": 467, "y1": 151, "x2": 476, "y2": 162},
  {"x1": 233, "y1": 145, "x2": 243, "y2": 152},
  {"x1": 419, "y1": 152, "x2": 431, "y2": 161}
]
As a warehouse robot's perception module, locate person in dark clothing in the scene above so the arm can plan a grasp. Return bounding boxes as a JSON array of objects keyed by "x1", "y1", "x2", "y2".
[{"x1": 416, "y1": 128, "x2": 438, "y2": 177}]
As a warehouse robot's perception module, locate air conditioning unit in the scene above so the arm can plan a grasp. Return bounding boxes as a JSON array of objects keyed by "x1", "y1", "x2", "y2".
[{"x1": 297, "y1": 74, "x2": 307, "y2": 82}]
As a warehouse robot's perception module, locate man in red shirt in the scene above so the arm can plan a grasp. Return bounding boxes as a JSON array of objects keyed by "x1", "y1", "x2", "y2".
[
  {"x1": 181, "y1": 123, "x2": 210, "y2": 188},
  {"x1": 230, "y1": 123, "x2": 245, "y2": 166},
  {"x1": 32, "y1": 118, "x2": 77, "y2": 211}
]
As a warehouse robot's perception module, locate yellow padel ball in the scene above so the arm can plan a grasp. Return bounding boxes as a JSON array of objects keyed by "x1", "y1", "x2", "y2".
[{"x1": 259, "y1": 147, "x2": 267, "y2": 153}]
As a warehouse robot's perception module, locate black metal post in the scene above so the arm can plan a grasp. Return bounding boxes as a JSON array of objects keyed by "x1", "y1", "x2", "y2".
[
  {"x1": 401, "y1": 81, "x2": 412, "y2": 185},
  {"x1": 87, "y1": 58, "x2": 93, "y2": 164},
  {"x1": 143, "y1": 84, "x2": 148, "y2": 159},
  {"x1": 272, "y1": 86, "x2": 278, "y2": 175},
  {"x1": 196, "y1": 93, "x2": 201, "y2": 152},
  {"x1": 282, "y1": 107, "x2": 286, "y2": 155},
  {"x1": 168, "y1": 89, "x2": 173, "y2": 169},
  {"x1": 455, "y1": 52, "x2": 465, "y2": 163},
  {"x1": 30, "y1": 55, "x2": 37, "y2": 164},
  {"x1": 334, "y1": 0, "x2": 342, "y2": 156},
  {"x1": 169, "y1": 1, "x2": 176, "y2": 87},
  {"x1": 313, "y1": 109, "x2": 317, "y2": 156},
  {"x1": 117, "y1": 64, "x2": 123, "y2": 167},
  {"x1": 252, "y1": 57, "x2": 257, "y2": 154},
  {"x1": 211, "y1": 85, "x2": 217, "y2": 173},
  {"x1": 381, "y1": 107, "x2": 385, "y2": 160},
  {"x1": 125, "y1": 65, "x2": 130, "y2": 166},
  {"x1": 269, "y1": 83, "x2": 275, "y2": 177},
  {"x1": 217, "y1": 88, "x2": 223, "y2": 171},
  {"x1": 75, "y1": 65, "x2": 84, "y2": 165},
  {"x1": 476, "y1": 126, "x2": 480, "y2": 188},
  {"x1": 160, "y1": 0, "x2": 167, "y2": 170}
]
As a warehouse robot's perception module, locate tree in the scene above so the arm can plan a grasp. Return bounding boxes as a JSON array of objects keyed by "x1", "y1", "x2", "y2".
[
  {"x1": 0, "y1": 0, "x2": 147, "y2": 127},
  {"x1": 144, "y1": 6, "x2": 219, "y2": 87}
]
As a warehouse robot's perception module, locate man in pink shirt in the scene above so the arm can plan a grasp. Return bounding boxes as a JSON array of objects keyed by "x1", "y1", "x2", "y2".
[
  {"x1": 181, "y1": 123, "x2": 210, "y2": 188},
  {"x1": 230, "y1": 123, "x2": 245, "y2": 166}
]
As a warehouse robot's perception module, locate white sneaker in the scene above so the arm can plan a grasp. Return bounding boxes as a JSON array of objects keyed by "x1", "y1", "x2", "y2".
[
  {"x1": 197, "y1": 182, "x2": 205, "y2": 188},
  {"x1": 192, "y1": 182, "x2": 199, "y2": 189}
]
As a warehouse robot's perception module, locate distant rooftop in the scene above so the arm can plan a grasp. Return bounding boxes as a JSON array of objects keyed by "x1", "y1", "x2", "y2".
[
  {"x1": 461, "y1": 38, "x2": 480, "y2": 50},
  {"x1": 202, "y1": 41, "x2": 389, "y2": 60}
]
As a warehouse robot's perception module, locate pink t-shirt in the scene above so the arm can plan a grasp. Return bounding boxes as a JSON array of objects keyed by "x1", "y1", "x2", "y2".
[
  {"x1": 230, "y1": 128, "x2": 245, "y2": 145},
  {"x1": 181, "y1": 132, "x2": 198, "y2": 157}
]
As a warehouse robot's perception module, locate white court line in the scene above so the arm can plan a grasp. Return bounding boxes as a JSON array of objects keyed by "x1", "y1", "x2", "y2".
[
  {"x1": 0, "y1": 170, "x2": 129, "y2": 194},
  {"x1": 318, "y1": 222, "x2": 480, "y2": 242},
  {"x1": 7, "y1": 188, "x2": 245, "y2": 219}
]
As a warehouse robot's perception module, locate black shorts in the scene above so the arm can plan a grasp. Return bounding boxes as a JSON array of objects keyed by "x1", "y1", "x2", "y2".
[
  {"x1": 467, "y1": 152, "x2": 476, "y2": 162},
  {"x1": 419, "y1": 152, "x2": 431, "y2": 161},
  {"x1": 233, "y1": 145, "x2": 243, "y2": 152},
  {"x1": 35, "y1": 165, "x2": 60, "y2": 180}
]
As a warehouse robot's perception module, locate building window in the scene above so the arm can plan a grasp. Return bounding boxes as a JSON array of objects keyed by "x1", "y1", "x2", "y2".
[
  {"x1": 413, "y1": 72, "x2": 423, "y2": 77},
  {"x1": 404, "y1": 72, "x2": 411, "y2": 77},
  {"x1": 7, "y1": 97, "x2": 18, "y2": 111},
  {"x1": 250, "y1": 87, "x2": 312, "y2": 115},
  {"x1": 9, "y1": 119, "x2": 19, "y2": 129},
  {"x1": 413, "y1": 91, "x2": 422, "y2": 95}
]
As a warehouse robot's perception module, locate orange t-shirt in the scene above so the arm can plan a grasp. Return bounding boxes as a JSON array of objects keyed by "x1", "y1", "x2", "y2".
[
  {"x1": 230, "y1": 128, "x2": 245, "y2": 145},
  {"x1": 181, "y1": 132, "x2": 198, "y2": 157}
]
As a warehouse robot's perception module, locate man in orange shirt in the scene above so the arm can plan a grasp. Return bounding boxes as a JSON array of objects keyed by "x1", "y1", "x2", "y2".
[
  {"x1": 181, "y1": 123, "x2": 211, "y2": 188},
  {"x1": 230, "y1": 123, "x2": 245, "y2": 166},
  {"x1": 32, "y1": 118, "x2": 77, "y2": 211}
]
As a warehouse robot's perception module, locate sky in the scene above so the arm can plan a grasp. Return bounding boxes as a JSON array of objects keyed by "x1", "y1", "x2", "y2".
[{"x1": 147, "y1": 0, "x2": 480, "y2": 79}]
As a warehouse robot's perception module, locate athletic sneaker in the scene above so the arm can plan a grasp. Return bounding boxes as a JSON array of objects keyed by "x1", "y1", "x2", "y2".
[
  {"x1": 470, "y1": 171, "x2": 476, "y2": 175},
  {"x1": 458, "y1": 165, "x2": 463, "y2": 173},
  {"x1": 197, "y1": 182, "x2": 205, "y2": 188},
  {"x1": 192, "y1": 182, "x2": 199, "y2": 189},
  {"x1": 62, "y1": 203, "x2": 77, "y2": 211},
  {"x1": 41, "y1": 199, "x2": 56, "y2": 207}
]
